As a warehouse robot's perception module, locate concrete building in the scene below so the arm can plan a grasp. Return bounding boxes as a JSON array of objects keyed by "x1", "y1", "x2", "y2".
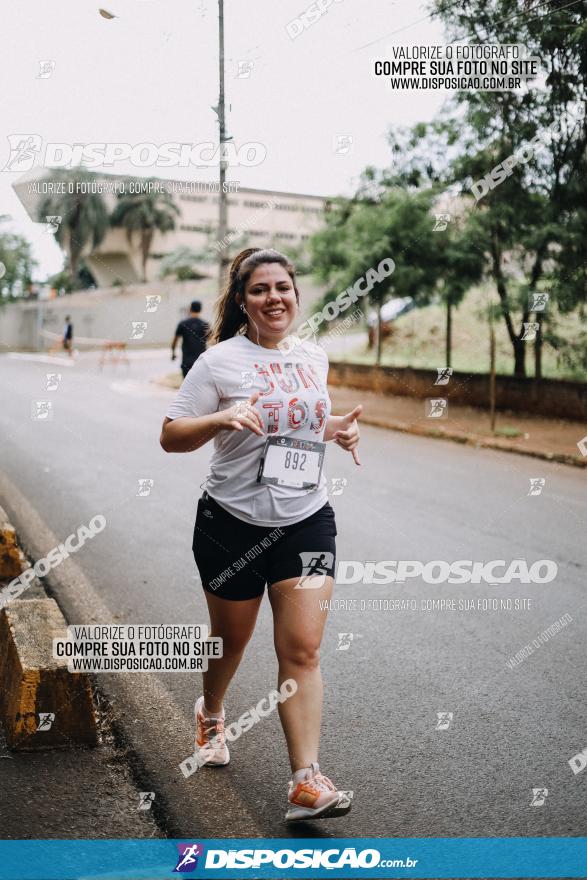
[{"x1": 12, "y1": 169, "x2": 327, "y2": 287}]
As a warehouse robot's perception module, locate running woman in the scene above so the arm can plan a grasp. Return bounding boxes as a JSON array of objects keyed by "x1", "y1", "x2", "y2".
[{"x1": 160, "y1": 248, "x2": 362, "y2": 821}]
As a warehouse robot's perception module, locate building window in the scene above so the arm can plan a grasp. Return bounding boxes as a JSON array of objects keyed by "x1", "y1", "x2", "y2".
[{"x1": 180, "y1": 224, "x2": 213, "y2": 233}]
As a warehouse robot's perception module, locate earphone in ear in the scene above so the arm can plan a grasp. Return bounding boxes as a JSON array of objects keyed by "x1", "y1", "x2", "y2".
[{"x1": 240, "y1": 303, "x2": 246, "y2": 313}]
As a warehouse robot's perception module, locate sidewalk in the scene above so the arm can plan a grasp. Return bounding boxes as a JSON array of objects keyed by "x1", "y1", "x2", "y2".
[
  {"x1": 328, "y1": 385, "x2": 587, "y2": 468},
  {"x1": 157, "y1": 369, "x2": 587, "y2": 468},
  {"x1": 0, "y1": 517, "x2": 163, "y2": 841}
]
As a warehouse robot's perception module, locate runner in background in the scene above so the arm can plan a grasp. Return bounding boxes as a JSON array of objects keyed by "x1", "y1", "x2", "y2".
[
  {"x1": 171, "y1": 300, "x2": 210, "y2": 378},
  {"x1": 161, "y1": 248, "x2": 362, "y2": 821}
]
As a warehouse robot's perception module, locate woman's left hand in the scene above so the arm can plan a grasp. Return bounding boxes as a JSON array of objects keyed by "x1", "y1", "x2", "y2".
[{"x1": 333, "y1": 405, "x2": 363, "y2": 466}]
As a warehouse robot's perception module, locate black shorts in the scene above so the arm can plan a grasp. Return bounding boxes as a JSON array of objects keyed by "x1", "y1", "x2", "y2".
[{"x1": 192, "y1": 492, "x2": 337, "y2": 600}]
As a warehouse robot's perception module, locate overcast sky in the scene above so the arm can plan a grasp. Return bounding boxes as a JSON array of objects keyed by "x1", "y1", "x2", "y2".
[{"x1": 2, "y1": 0, "x2": 448, "y2": 279}]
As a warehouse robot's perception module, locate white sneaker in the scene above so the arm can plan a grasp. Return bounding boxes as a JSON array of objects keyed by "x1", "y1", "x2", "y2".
[
  {"x1": 194, "y1": 695, "x2": 230, "y2": 767},
  {"x1": 285, "y1": 762, "x2": 353, "y2": 821}
]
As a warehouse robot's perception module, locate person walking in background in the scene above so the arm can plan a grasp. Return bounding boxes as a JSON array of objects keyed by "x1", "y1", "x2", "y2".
[
  {"x1": 171, "y1": 300, "x2": 210, "y2": 378},
  {"x1": 50, "y1": 314, "x2": 74, "y2": 357},
  {"x1": 63, "y1": 315, "x2": 73, "y2": 355}
]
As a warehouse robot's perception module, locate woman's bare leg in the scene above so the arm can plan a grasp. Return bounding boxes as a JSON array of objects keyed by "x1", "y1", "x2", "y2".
[
  {"x1": 201, "y1": 591, "x2": 262, "y2": 713},
  {"x1": 268, "y1": 576, "x2": 333, "y2": 771}
]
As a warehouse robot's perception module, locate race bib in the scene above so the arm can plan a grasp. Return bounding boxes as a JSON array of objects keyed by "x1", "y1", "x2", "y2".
[{"x1": 257, "y1": 436, "x2": 325, "y2": 489}]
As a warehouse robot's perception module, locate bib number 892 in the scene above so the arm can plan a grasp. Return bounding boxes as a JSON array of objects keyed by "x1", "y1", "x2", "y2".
[{"x1": 284, "y1": 450, "x2": 306, "y2": 471}]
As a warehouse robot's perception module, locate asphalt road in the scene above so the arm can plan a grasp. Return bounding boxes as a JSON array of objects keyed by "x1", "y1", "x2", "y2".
[{"x1": 0, "y1": 349, "x2": 585, "y2": 841}]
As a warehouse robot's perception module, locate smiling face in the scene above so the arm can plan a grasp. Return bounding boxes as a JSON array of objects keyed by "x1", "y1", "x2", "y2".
[{"x1": 241, "y1": 262, "x2": 298, "y2": 347}]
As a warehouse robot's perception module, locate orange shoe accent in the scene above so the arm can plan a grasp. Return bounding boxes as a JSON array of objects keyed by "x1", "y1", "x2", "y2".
[
  {"x1": 196, "y1": 715, "x2": 225, "y2": 749},
  {"x1": 290, "y1": 782, "x2": 320, "y2": 807}
]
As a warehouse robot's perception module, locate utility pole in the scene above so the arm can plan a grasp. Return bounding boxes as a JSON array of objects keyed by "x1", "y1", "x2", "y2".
[
  {"x1": 217, "y1": 0, "x2": 229, "y2": 294},
  {"x1": 489, "y1": 303, "x2": 496, "y2": 433}
]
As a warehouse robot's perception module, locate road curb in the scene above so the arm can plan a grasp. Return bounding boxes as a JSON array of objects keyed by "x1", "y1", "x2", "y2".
[
  {"x1": 353, "y1": 415, "x2": 587, "y2": 469},
  {"x1": 0, "y1": 505, "x2": 28, "y2": 578},
  {"x1": 0, "y1": 598, "x2": 98, "y2": 750},
  {"x1": 0, "y1": 506, "x2": 98, "y2": 751}
]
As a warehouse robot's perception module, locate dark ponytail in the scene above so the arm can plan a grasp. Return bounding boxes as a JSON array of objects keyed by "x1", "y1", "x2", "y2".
[{"x1": 211, "y1": 248, "x2": 299, "y2": 344}]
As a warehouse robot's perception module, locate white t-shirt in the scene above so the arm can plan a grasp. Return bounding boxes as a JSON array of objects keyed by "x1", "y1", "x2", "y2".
[{"x1": 166, "y1": 335, "x2": 332, "y2": 526}]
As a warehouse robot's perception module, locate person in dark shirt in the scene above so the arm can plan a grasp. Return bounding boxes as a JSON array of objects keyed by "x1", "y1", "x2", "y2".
[
  {"x1": 171, "y1": 301, "x2": 210, "y2": 378},
  {"x1": 63, "y1": 315, "x2": 73, "y2": 356}
]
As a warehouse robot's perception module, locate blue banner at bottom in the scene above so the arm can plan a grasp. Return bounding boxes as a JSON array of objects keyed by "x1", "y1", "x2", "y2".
[{"x1": 0, "y1": 838, "x2": 585, "y2": 880}]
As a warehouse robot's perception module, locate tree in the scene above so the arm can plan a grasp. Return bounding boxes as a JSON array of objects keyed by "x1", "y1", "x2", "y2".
[
  {"x1": 0, "y1": 216, "x2": 37, "y2": 300},
  {"x1": 310, "y1": 182, "x2": 483, "y2": 366},
  {"x1": 111, "y1": 184, "x2": 180, "y2": 282},
  {"x1": 37, "y1": 169, "x2": 109, "y2": 288},
  {"x1": 159, "y1": 246, "x2": 210, "y2": 281},
  {"x1": 429, "y1": 0, "x2": 587, "y2": 376},
  {"x1": 47, "y1": 259, "x2": 96, "y2": 294}
]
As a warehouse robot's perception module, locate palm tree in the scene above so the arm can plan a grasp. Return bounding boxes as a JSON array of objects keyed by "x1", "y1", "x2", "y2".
[
  {"x1": 38, "y1": 169, "x2": 109, "y2": 288},
  {"x1": 110, "y1": 184, "x2": 180, "y2": 282}
]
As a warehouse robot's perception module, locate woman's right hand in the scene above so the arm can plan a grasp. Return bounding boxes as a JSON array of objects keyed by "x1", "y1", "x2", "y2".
[{"x1": 221, "y1": 391, "x2": 264, "y2": 436}]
